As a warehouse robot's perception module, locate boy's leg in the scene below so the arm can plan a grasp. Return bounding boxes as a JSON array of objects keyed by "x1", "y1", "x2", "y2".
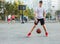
[
  {"x1": 30, "y1": 24, "x2": 36, "y2": 33},
  {"x1": 27, "y1": 20, "x2": 39, "y2": 37},
  {"x1": 42, "y1": 24, "x2": 48, "y2": 37},
  {"x1": 40, "y1": 18, "x2": 48, "y2": 37},
  {"x1": 27, "y1": 24, "x2": 36, "y2": 37},
  {"x1": 8, "y1": 19, "x2": 11, "y2": 24},
  {"x1": 42, "y1": 24, "x2": 47, "y2": 32},
  {"x1": 12, "y1": 20, "x2": 15, "y2": 23}
]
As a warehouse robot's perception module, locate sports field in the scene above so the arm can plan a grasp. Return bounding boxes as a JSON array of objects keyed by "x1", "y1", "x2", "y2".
[{"x1": 0, "y1": 22, "x2": 60, "y2": 44}]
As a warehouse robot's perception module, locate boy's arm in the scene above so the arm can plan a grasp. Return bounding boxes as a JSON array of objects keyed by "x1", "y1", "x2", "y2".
[
  {"x1": 43, "y1": 11, "x2": 46, "y2": 20},
  {"x1": 43, "y1": 11, "x2": 46, "y2": 18},
  {"x1": 34, "y1": 11, "x2": 37, "y2": 18},
  {"x1": 34, "y1": 11, "x2": 37, "y2": 21}
]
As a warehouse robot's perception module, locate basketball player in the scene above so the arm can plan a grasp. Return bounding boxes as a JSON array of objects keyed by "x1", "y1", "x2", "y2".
[{"x1": 27, "y1": 1, "x2": 48, "y2": 37}]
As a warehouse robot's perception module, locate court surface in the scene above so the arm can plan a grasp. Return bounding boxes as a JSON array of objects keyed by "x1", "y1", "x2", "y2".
[{"x1": 0, "y1": 22, "x2": 60, "y2": 44}]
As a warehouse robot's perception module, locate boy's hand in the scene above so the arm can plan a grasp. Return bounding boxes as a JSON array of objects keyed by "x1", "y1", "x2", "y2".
[
  {"x1": 34, "y1": 17, "x2": 37, "y2": 22},
  {"x1": 44, "y1": 17, "x2": 46, "y2": 21}
]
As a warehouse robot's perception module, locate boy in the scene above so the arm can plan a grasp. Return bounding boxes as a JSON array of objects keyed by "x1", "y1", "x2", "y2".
[
  {"x1": 27, "y1": 1, "x2": 48, "y2": 37},
  {"x1": 8, "y1": 15, "x2": 11, "y2": 24},
  {"x1": 11, "y1": 14, "x2": 15, "y2": 23}
]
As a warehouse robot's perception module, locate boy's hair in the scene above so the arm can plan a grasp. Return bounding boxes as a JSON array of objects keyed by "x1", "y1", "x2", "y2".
[{"x1": 39, "y1": 1, "x2": 43, "y2": 3}]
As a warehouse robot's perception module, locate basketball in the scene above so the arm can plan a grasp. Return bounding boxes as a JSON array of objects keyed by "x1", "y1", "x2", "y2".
[{"x1": 36, "y1": 28, "x2": 41, "y2": 34}]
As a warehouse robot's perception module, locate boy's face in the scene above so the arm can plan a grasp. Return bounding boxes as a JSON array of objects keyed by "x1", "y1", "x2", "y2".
[{"x1": 39, "y1": 3, "x2": 42, "y2": 7}]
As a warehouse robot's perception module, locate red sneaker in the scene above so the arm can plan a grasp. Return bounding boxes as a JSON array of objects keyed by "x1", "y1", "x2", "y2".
[
  {"x1": 27, "y1": 32, "x2": 31, "y2": 37},
  {"x1": 45, "y1": 32, "x2": 48, "y2": 37}
]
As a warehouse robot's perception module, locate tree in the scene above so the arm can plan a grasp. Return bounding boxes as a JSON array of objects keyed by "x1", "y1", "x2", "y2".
[
  {"x1": 4, "y1": 1, "x2": 34, "y2": 20},
  {"x1": 46, "y1": 12, "x2": 51, "y2": 19},
  {"x1": 0, "y1": 1, "x2": 5, "y2": 20},
  {"x1": 55, "y1": 10, "x2": 60, "y2": 21},
  {"x1": 55, "y1": 10, "x2": 60, "y2": 15},
  {"x1": 24, "y1": 7, "x2": 34, "y2": 19}
]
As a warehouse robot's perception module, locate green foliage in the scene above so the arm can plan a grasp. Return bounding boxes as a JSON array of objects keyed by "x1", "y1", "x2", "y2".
[
  {"x1": 3, "y1": 1, "x2": 34, "y2": 20},
  {"x1": 4, "y1": 2, "x2": 19, "y2": 15},
  {"x1": 24, "y1": 7, "x2": 34, "y2": 19},
  {"x1": 46, "y1": 12, "x2": 51, "y2": 18},
  {"x1": 55, "y1": 10, "x2": 60, "y2": 15}
]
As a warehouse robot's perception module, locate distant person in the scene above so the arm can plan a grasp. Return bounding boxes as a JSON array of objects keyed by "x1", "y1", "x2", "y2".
[
  {"x1": 27, "y1": 1, "x2": 48, "y2": 37},
  {"x1": 8, "y1": 15, "x2": 11, "y2": 23},
  {"x1": 24, "y1": 16, "x2": 28, "y2": 22},
  {"x1": 11, "y1": 14, "x2": 15, "y2": 23}
]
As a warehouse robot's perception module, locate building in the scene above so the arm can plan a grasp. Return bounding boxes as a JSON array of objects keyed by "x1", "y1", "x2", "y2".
[
  {"x1": 50, "y1": 0, "x2": 60, "y2": 19},
  {"x1": 57, "y1": 0, "x2": 60, "y2": 10}
]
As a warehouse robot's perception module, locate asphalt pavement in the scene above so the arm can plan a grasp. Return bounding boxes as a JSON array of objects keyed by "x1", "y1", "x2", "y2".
[{"x1": 0, "y1": 22, "x2": 60, "y2": 44}]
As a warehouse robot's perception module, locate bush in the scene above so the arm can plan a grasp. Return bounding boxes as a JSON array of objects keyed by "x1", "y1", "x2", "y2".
[{"x1": 46, "y1": 12, "x2": 51, "y2": 18}]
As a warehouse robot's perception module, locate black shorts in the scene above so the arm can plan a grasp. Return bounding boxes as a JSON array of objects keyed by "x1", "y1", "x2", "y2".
[
  {"x1": 12, "y1": 18, "x2": 15, "y2": 20},
  {"x1": 34, "y1": 18, "x2": 45, "y2": 25}
]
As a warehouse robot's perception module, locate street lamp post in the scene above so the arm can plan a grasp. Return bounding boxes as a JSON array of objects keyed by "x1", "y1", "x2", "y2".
[{"x1": 18, "y1": 5, "x2": 26, "y2": 23}]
